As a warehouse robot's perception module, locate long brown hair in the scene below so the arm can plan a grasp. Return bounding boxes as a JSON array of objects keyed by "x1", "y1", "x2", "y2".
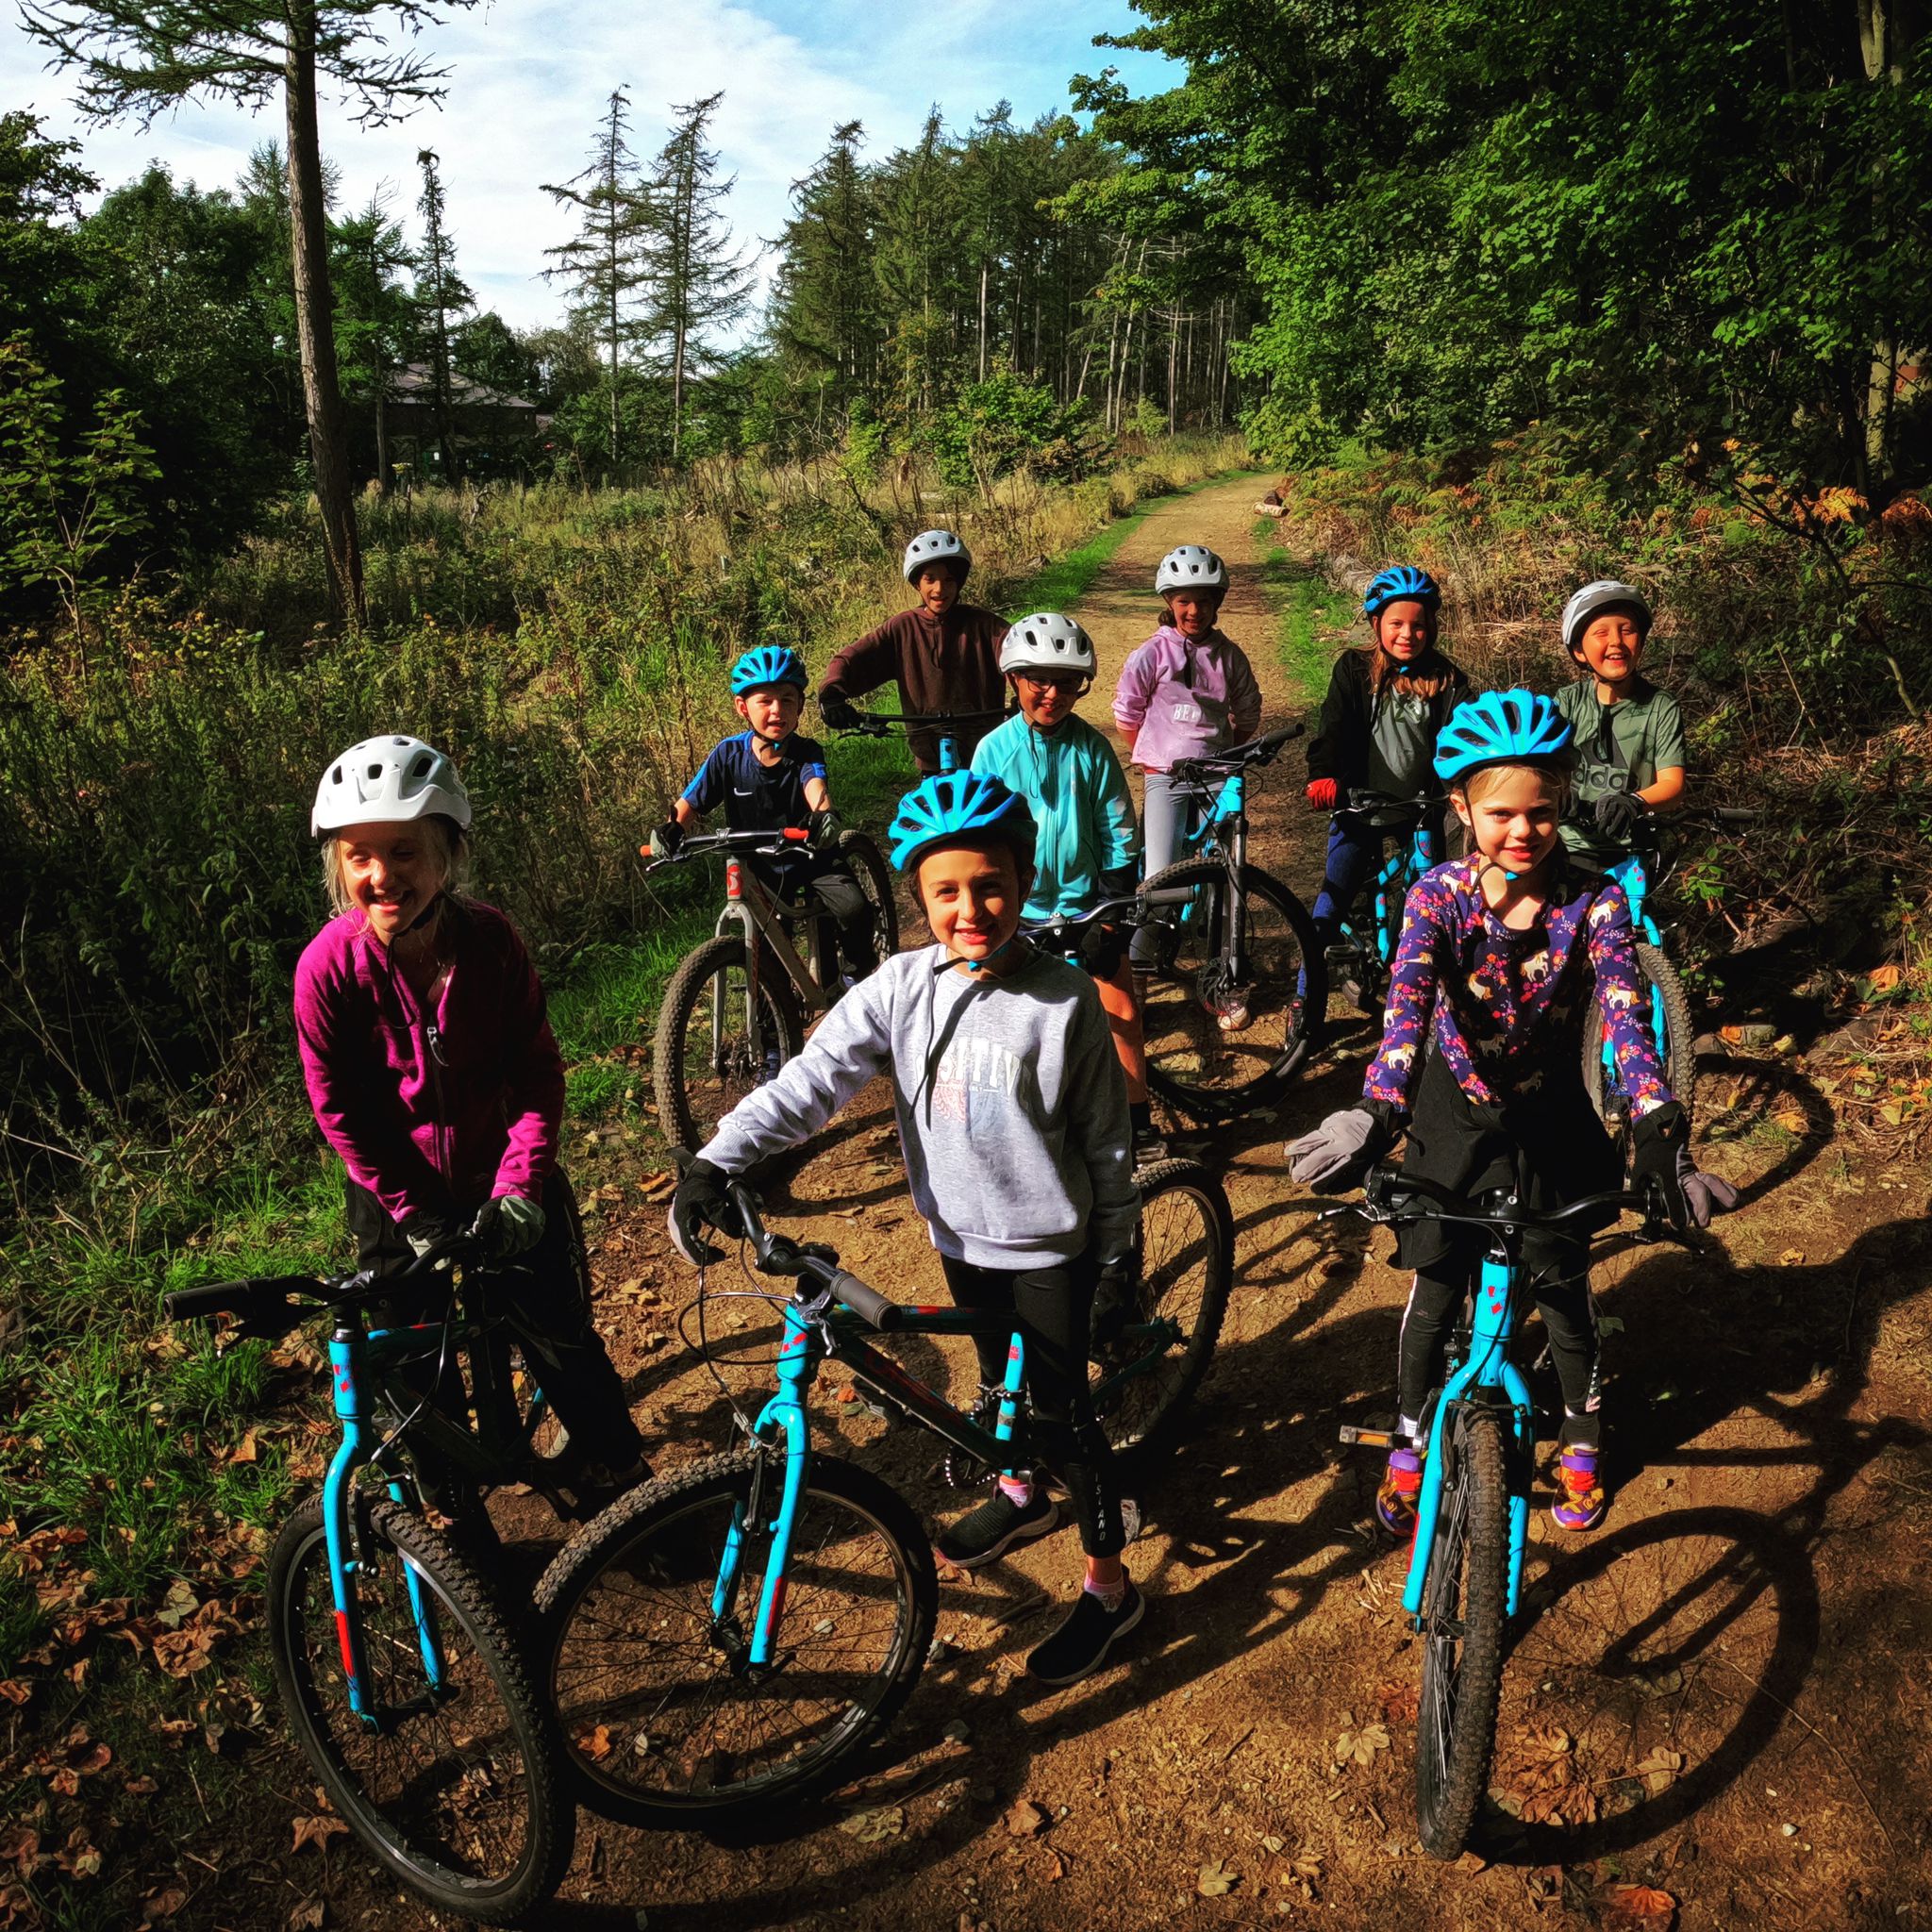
[{"x1": 1362, "y1": 637, "x2": 1458, "y2": 702}]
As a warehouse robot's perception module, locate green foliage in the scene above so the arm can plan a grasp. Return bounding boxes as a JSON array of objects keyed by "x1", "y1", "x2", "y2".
[
  {"x1": 1091, "y1": 0, "x2": 1932, "y2": 510},
  {"x1": 0, "y1": 336, "x2": 159, "y2": 629},
  {"x1": 923, "y1": 367, "x2": 1103, "y2": 491}
]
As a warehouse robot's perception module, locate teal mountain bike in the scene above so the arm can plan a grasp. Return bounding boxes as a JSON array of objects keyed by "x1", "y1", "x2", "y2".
[
  {"x1": 1332, "y1": 1165, "x2": 1675, "y2": 1859},
  {"x1": 1324, "y1": 788, "x2": 1446, "y2": 1015},
  {"x1": 165, "y1": 1239, "x2": 575, "y2": 1923},
  {"x1": 1135, "y1": 723, "x2": 1325, "y2": 1120},
  {"x1": 535, "y1": 1168, "x2": 1231, "y2": 1823},
  {"x1": 1582, "y1": 805, "x2": 1755, "y2": 1146}
]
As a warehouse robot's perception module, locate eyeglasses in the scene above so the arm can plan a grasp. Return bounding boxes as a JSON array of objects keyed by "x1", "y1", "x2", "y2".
[{"x1": 1016, "y1": 674, "x2": 1089, "y2": 694}]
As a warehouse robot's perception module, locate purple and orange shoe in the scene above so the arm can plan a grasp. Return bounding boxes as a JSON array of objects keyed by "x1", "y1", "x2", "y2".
[
  {"x1": 1375, "y1": 1447, "x2": 1424, "y2": 1538},
  {"x1": 1551, "y1": 1448, "x2": 1608, "y2": 1531}
]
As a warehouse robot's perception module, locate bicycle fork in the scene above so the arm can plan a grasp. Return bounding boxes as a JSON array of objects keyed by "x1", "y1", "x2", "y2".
[
  {"x1": 1401, "y1": 1256, "x2": 1536, "y2": 1623},
  {"x1": 324, "y1": 1328, "x2": 448, "y2": 1725},
  {"x1": 728, "y1": 1305, "x2": 819, "y2": 1671}
]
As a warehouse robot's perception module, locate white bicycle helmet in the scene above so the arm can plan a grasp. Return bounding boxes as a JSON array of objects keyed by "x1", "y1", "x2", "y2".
[
  {"x1": 903, "y1": 528, "x2": 972, "y2": 584},
  {"x1": 1156, "y1": 544, "x2": 1228, "y2": 594},
  {"x1": 1561, "y1": 580, "x2": 1652, "y2": 658},
  {"x1": 312, "y1": 736, "x2": 473, "y2": 837},
  {"x1": 999, "y1": 610, "x2": 1096, "y2": 679}
]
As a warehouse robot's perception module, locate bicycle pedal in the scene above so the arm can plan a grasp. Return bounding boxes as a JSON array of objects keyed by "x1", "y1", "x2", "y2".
[{"x1": 1339, "y1": 1424, "x2": 1397, "y2": 1450}]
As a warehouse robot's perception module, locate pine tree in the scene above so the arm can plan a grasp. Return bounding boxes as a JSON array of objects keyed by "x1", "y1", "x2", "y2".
[
  {"x1": 20, "y1": 0, "x2": 478, "y2": 621},
  {"x1": 412, "y1": 146, "x2": 472, "y2": 483},
  {"x1": 541, "y1": 88, "x2": 651, "y2": 470},
  {"x1": 640, "y1": 92, "x2": 756, "y2": 460}
]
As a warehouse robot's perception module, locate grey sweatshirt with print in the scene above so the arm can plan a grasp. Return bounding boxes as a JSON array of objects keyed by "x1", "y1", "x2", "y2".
[{"x1": 698, "y1": 944, "x2": 1137, "y2": 1269}]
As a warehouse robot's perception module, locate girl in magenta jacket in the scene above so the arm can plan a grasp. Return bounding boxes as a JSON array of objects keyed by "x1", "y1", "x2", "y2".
[
  {"x1": 1112, "y1": 545, "x2": 1262, "y2": 967},
  {"x1": 293, "y1": 735, "x2": 646, "y2": 1493}
]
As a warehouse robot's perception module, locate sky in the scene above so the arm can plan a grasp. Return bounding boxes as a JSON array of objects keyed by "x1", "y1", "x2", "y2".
[{"x1": 1, "y1": 0, "x2": 1178, "y2": 330}]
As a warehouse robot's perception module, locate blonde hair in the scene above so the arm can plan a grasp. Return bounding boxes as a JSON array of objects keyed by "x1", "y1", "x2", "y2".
[
  {"x1": 322, "y1": 815, "x2": 472, "y2": 919},
  {"x1": 1456, "y1": 758, "x2": 1574, "y2": 810}
]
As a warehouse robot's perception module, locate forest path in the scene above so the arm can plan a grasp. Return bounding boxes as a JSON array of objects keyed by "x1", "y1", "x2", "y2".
[{"x1": 541, "y1": 475, "x2": 1932, "y2": 1932}]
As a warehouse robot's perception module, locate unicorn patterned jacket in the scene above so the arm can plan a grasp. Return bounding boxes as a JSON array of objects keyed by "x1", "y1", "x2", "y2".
[{"x1": 1362, "y1": 856, "x2": 1674, "y2": 1120}]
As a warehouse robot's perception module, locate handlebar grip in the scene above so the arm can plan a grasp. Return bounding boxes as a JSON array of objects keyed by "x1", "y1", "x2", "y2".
[
  {"x1": 163, "y1": 1274, "x2": 317, "y2": 1339},
  {"x1": 829, "y1": 1272, "x2": 902, "y2": 1331}
]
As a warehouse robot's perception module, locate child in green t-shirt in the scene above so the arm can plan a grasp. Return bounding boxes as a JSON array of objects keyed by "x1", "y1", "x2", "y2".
[{"x1": 1554, "y1": 580, "x2": 1687, "y2": 864}]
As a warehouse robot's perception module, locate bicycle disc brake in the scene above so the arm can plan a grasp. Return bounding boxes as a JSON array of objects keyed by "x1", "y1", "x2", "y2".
[{"x1": 941, "y1": 1387, "x2": 1006, "y2": 1491}]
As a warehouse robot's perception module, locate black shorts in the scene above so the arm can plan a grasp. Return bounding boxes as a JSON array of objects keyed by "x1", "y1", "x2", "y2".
[{"x1": 1395, "y1": 1049, "x2": 1620, "y2": 1283}]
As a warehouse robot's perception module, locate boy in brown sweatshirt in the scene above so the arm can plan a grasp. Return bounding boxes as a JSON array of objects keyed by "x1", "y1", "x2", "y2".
[{"x1": 817, "y1": 529, "x2": 1009, "y2": 773}]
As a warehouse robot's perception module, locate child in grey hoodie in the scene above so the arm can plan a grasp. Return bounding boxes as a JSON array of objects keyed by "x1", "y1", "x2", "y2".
[{"x1": 669, "y1": 770, "x2": 1146, "y2": 1686}]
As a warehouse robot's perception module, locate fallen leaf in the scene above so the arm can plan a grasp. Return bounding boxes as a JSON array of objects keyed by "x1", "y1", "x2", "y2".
[
  {"x1": 124, "y1": 1775, "x2": 158, "y2": 1796},
  {"x1": 1868, "y1": 963, "x2": 1902, "y2": 992},
  {"x1": 575, "y1": 1724, "x2": 613, "y2": 1762},
  {"x1": 1603, "y1": 1882, "x2": 1677, "y2": 1929},
  {"x1": 1332, "y1": 1721, "x2": 1391, "y2": 1767},
  {"x1": 1598, "y1": 1313, "x2": 1626, "y2": 1335},
  {"x1": 0, "y1": 1682, "x2": 30, "y2": 1707},
  {"x1": 1774, "y1": 1107, "x2": 1807, "y2": 1135},
  {"x1": 1375, "y1": 1679, "x2": 1419, "y2": 1726},
  {"x1": 1455, "y1": 1850, "x2": 1488, "y2": 1874},
  {"x1": 1260, "y1": 1834, "x2": 1286, "y2": 1855},
  {"x1": 1004, "y1": 1797, "x2": 1049, "y2": 1837},
  {"x1": 1632, "y1": 1746, "x2": 1685, "y2": 1795},
  {"x1": 1196, "y1": 1857, "x2": 1240, "y2": 1897},
  {"x1": 838, "y1": 1805, "x2": 904, "y2": 1843},
  {"x1": 287, "y1": 1903, "x2": 325, "y2": 1931},
  {"x1": 290, "y1": 1815, "x2": 349, "y2": 1855},
  {"x1": 1778, "y1": 1248, "x2": 1805, "y2": 1266},
  {"x1": 228, "y1": 1430, "x2": 259, "y2": 1465},
  {"x1": 136, "y1": 1885, "x2": 190, "y2": 1928}
]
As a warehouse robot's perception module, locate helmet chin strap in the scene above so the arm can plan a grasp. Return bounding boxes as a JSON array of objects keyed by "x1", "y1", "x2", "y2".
[{"x1": 931, "y1": 933, "x2": 1024, "y2": 975}]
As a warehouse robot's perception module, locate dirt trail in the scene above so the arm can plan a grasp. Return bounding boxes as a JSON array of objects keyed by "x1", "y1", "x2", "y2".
[{"x1": 541, "y1": 478, "x2": 1932, "y2": 1930}]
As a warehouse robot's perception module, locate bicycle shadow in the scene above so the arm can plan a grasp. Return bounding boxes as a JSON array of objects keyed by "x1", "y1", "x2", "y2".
[{"x1": 1479, "y1": 1211, "x2": 1932, "y2": 1869}]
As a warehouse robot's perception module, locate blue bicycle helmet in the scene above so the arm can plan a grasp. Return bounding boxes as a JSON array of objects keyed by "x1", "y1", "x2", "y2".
[
  {"x1": 1362, "y1": 564, "x2": 1442, "y2": 620},
  {"x1": 730, "y1": 645, "x2": 808, "y2": 694},
  {"x1": 889, "y1": 771, "x2": 1037, "y2": 874},
  {"x1": 1433, "y1": 689, "x2": 1575, "y2": 783}
]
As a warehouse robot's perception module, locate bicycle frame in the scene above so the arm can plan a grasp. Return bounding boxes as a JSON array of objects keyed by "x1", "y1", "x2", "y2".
[
  {"x1": 712, "y1": 854, "x2": 839, "y2": 1039},
  {"x1": 1401, "y1": 1255, "x2": 1537, "y2": 1623},
  {"x1": 1145, "y1": 771, "x2": 1253, "y2": 965},
  {"x1": 1596, "y1": 849, "x2": 1670, "y2": 1100},
  {"x1": 716, "y1": 1291, "x2": 1181, "y2": 1669},
  {"x1": 321, "y1": 1292, "x2": 553, "y2": 1723},
  {"x1": 1334, "y1": 799, "x2": 1440, "y2": 976}
]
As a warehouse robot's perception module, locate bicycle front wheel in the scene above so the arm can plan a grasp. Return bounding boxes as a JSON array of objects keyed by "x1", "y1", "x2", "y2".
[
  {"x1": 1091, "y1": 1158, "x2": 1233, "y2": 1460},
  {"x1": 1137, "y1": 858, "x2": 1324, "y2": 1119},
  {"x1": 653, "y1": 935, "x2": 807, "y2": 1154},
  {"x1": 1581, "y1": 941, "x2": 1696, "y2": 1141},
  {"x1": 837, "y1": 828, "x2": 901, "y2": 970},
  {"x1": 537, "y1": 1448, "x2": 937, "y2": 1824},
  {"x1": 266, "y1": 1494, "x2": 570, "y2": 1923},
  {"x1": 1414, "y1": 1407, "x2": 1510, "y2": 1859}
]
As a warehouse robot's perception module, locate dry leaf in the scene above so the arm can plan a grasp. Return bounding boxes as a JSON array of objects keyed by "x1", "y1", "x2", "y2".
[
  {"x1": 1375, "y1": 1679, "x2": 1419, "y2": 1726},
  {"x1": 838, "y1": 1805, "x2": 904, "y2": 1842},
  {"x1": 1603, "y1": 1883, "x2": 1677, "y2": 1929},
  {"x1": 0, "y1": 1682, "x2": 30, "y2": 1707},
  {"x1": 575, "y1": 1724, "x2": 613, "y2": 1762},
  {"x1": 1259, "y1": 1834, "x2": 1286, "y2": 1855},
  {"x1": 1332, "y1": 1721, "x2": 1391, "y2": 1766},
  {"x1": 1869, "y1": 963, "x2": 1902, "y2": 992},
  {"x1": 1778, "y1": 1248, "x2": 1805, "y2": 1266},
  {"x1": 1774, "y1": 1107, "x2": 1807, "y2": 1135},
  {"x1": 287, "y1": 1903, "x2": 326, "y2": 1931},
  {"x1": 1004, "y1": 1797, "x2": 1049, "y2": 1837},
  {"x1": 136, "y1": 1885, "x2": 190, "y2": 1929},
  {"x1": 1632, "y1": 1746, "x2": 1685, "y2": 1795},
  {"x1": 1196, "y1": 1857, "x2": 1239, "y2": 1897},
  {"x1": 290, "y1": 1815, "x2": 349, "y2": 1855}
]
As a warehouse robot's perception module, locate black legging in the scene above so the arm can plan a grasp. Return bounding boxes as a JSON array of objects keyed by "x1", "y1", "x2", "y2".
[
  {"x1": 1397, "y1": 1258, "x2": 1601, "y2": 1451},
  {"x1": 940, "y1": 1251, "x2": 1130, "y2": 1558},
  {"x1": 346, "y1": 1168, "x2": 646, "y2": 1469},
  {"x1": 753, "y1": 854, "x2": 876, "y2": 978}
]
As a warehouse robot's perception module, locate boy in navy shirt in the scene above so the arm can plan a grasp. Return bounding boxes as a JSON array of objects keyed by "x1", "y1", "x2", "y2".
[{"x1": 650, "y1": 647, "x2": 877, "y2": 982}]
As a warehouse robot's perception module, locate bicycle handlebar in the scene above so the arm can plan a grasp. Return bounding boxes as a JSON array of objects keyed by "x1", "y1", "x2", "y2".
[
  {"x1": 640, "y1": 826, "x2": 810, "y2": 868},
  {"x1": 1324, "y1": 1164, "x2": 1673, "y2": 1241},
  {"x1": 840, "y1": 707, "x2": 1008, "y2": 734},
  {"x1": 1023, "y1": 895, "x2": 1148, "y2": 948},
  {"x1": 164, "y1": 1233, "x2": 491, "y2": 1336},
  {"x1": 1343, "y1": 788, "x2": 1446, "y2": 814},
  {"x1": 1169, "y1": 720, "x2": 1303, "y2": 781},
  {"x1": 722, "y1": 1181, "x2": 903, "y2": 1331}
]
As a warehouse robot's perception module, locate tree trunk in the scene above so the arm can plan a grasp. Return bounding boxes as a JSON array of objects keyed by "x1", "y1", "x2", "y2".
[
  {"x1": 284, "y1": 8, "x2": 364, "y2": 623},
  {"x1": 977, "y1": 260, "x2": 989, "y2": 382},
  {"x1": 375, "y1": 385, "x2": 391, "y2": 494}
]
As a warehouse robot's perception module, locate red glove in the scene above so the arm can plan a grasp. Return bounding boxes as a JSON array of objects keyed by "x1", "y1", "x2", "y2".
[{"x1": 1305, "y1": 778, "x2": 1339, "y2": 811}]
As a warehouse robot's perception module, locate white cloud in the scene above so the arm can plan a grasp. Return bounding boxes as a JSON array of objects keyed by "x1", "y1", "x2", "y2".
[{"x1": 1, "y1": 0, "x2": 1174, "y2": 330}]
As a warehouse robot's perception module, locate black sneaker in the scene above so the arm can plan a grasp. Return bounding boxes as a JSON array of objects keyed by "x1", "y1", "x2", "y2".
[
  {"x1": 1025, "y1": 1579, "x2": 1145, "y2": 1685},
  {"x1": 1131, "y1": 1122, "x2": 1168, "y2": 1166},
  {"x1": 934, "y1": 1488, "x2": 1058, "y2": 1570}
]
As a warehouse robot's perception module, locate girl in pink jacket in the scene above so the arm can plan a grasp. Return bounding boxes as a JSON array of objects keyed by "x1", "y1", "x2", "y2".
[
  {"x1": 1112, "y1": 545, "x2": 1263, "y2": 968},
  {"x1": 293, "y1": 735, "x2": 646, "y2": 1498}
]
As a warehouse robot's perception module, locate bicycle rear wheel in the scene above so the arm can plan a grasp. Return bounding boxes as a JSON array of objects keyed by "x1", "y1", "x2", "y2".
[
  {"x1": 537, "y1": 1448, "x2": 936, "y2": 1824},
  {"x1": 1581, "y1": 941, "x2": 1696, "y2": 1143},
  {"x1": 653, "y1": 935, "x2": 807, "y2": 1154},
  {"x1": 837, "y1": 828, "x2": 901, "y2": 970},
  {"x1": 1091, "y1": 1158, "x2": 1233, "y2": 1460},
  {"x1": 1414, "y1": 1407, "x2": 1510, "y2": 1859},
  {"x1": 266, "y1": 1494, "x2": 570, "y2": 1922},
  {"x1": 1138, "y1": 858, "x2": 1324, "y2": 1120}
]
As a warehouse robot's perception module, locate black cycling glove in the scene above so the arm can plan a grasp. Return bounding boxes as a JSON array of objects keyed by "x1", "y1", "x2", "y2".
[
  {"x1": 648, "y1": 820, "x2": 684, "y2": 860},
  {"x1": 818, "y1": 690, "x2": 861, "y2": 730},
  {"x1": 1633, "y1": 1103, "x2": 1739, "y2": 1229},
  {"x1": 668, "y1": 1158, "x2": 733, "y2": 1266},
  {"x1": 1078, "y1": 919, "x2": 1127, "y2": 978},
  {"x1": 808, "y1": 808, "x2": 845, "y2": 850},
  {"x1": 1592, "y1": 790, "x2": 1645, "y2": 841}
]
